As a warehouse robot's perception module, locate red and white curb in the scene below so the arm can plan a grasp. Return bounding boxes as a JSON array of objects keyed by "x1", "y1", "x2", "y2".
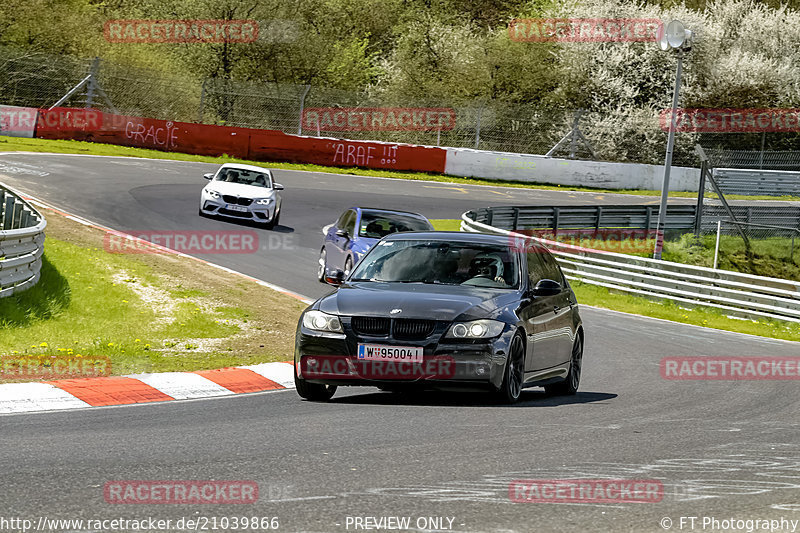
[
  {"x1": 0, "y1": 362, "x2": 296, "y2": 414},
  {"x1": 0, "y1": 181, "x2": 311, "y2": 416}
]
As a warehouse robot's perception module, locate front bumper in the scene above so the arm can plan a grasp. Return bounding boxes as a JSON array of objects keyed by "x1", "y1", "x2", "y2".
[
  {"x1": 200, "y1": 195, "x2": 276, "y2": 222},
  {"x1": 294, "y1": 321, "x2": 514, "y2": 390}
]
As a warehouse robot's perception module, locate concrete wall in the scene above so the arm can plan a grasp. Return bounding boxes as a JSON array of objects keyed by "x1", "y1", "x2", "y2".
[
  {"x1": 444, "y1": 147, "x2": 699, "y2": 192},
  {"x1": 0, "y1": 106, "x2": 38, "y2": 138}
]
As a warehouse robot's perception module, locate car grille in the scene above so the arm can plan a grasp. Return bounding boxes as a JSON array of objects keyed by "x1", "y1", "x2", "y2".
[
  {"x1": 393, "y1": 319, "x2": 436, "y2": 340},
  {"x1": 218, "y1": 208, "x2": 252, "y2": 218},
  {"x1": 222, "y1": 195, "x2": 253, "y2": 206},
  {"x1": 352, "y1": 316, "x2": 390, "y2": 336},
  {"x1": 351, "y1": 317, "x2": 436, "y2": 340}
]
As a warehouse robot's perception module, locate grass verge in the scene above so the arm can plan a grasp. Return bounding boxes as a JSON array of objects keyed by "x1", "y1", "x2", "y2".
[
  {"x1": 429, "y1": 219, "x2": 800, "y2": 341},
  {"x1": 0, "y1": 209, "x2": 307, "y2": 381},
  {"x1": 3, "y1": 135, "x2": 799, "y2": 202}
]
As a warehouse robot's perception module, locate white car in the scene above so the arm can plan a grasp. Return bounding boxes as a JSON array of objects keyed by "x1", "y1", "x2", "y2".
[{"x1": 199, "y1": 163, "x2": 283, "y2": 228}]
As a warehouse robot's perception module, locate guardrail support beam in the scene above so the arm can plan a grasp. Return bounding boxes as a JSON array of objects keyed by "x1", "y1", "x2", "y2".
[{"x1": 3, "y1": 197, "x2": 14, "y2": 230}]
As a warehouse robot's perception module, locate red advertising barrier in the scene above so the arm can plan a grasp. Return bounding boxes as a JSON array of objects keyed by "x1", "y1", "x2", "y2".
[
  {"x1": 34, "y1": 107, "x2": 447, "y2": 173},
  {"x1": 248, "y1": 132, "x2": 446, "y2": 172}
]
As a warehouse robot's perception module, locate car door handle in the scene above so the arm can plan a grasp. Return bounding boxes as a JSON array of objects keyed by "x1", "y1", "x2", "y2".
[{"x1": 553, "y1": 305, "x2": 560, "y2": 313}]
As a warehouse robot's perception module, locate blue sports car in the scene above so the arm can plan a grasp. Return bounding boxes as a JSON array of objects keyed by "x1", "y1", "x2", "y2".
[{"x1": 318, "y1": 207, "x2": 434, "y2": 282}]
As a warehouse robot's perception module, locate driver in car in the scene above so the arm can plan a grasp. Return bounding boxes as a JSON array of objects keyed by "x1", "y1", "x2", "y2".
[{"x1": 468, "y1": 253, "x2": 506, "y2": 284}]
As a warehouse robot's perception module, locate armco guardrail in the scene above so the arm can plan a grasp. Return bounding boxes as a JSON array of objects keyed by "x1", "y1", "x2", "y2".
[
  {"x1": 0, "y1": 183, "x2": 46, "y2": 298},
  {"x1": 461, "y1": 208, "x2": 800, "y2": 324},
  {"x1": 714, "y1": 168, "x2": 800, "y2": 197},
  {"x1": 470, "y1": 204, "x2": 800, "y2": 234},
  {"x1": 469, "y1": 204, "x2": 698, "y2": 233}
]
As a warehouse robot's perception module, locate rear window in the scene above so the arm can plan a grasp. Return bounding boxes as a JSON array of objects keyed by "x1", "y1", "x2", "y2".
[{"x1": 358, "y1": 212, "x2": 432, "y2": 238}]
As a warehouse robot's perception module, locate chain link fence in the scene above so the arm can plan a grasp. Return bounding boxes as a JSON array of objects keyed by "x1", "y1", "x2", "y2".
[
  {"x1": 700, "y1": 219, "x2": 799, "y2": 279},
  {"x1": 4, "y1": 45, "x2": 800, "y2": 171},
  {"x1": 0, "y1": 45, "x2": 687, "y2": 164}
]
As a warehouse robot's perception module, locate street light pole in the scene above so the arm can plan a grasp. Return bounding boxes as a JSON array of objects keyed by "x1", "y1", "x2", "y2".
[{"x1": 653, "y1": 49, "x2": 683, "y2": 260}]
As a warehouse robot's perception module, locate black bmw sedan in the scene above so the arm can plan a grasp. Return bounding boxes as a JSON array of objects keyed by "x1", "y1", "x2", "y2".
[{"x1": 294, "y1": 232, "x2": 584, "y2": 403}]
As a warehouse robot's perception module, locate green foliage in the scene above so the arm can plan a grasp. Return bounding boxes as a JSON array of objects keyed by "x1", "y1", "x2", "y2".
[{"x1": 2, "y1": 0, "x2": 800, "y2": 162}]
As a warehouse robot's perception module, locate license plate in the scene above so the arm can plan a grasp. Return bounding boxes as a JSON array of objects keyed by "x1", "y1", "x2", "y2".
[
  {"x1": 227, "y1": 205, "x2": 248, "y2": 212},
  {"x1": 357, "y1": 344, "x2": 423, "y2": 363}
]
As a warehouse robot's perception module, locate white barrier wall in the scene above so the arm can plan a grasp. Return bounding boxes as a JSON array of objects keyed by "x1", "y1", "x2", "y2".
[
  {"x1": 444, "y1": 147, "x2": 699, "y2": 192},
  {"x1": 0, "y1": 106, "x2": 38, "y2": 138}
]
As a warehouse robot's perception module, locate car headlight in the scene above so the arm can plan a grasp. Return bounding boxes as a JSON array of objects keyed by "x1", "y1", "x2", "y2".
[
  {"x1": 445, "y1": 319, "x2": 505, "y2": 339},
  {"x1": 302, "y1": 310, "x2": 343, "y2": 333},
  {"x1": 206, "y1": 189, "x2": 221, "y2": 199},
  {"x1": 255, "y1": 198, "x2": 273, "y2": 205}
]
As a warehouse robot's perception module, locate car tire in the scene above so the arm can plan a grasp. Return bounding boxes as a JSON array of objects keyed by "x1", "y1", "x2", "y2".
[
  {"x1": 344, "y1": 256, "x2": 353, "y2": 277},
  {"x1": 295, "y1": 371, "x2": 337, "y2": 402},
  {"x1": 317, "y1": 249, "x2": 327, "y2": 282},
  {"x1": 265, "y1": 209, "x2": 280, "y2": 230},
  {"x1": 545, "y1": 333, "x2": 582, "y2": 396},
  {"x1": 495, "y1": 332, "x2": 525, "y2": 404}
]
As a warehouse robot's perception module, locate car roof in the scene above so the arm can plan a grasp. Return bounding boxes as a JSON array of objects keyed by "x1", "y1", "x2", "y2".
[
  {"x1": 218, "y1": 163, "x2": 273, "y2": 174},
  {"x1": 382, "y1": 231, "x2": 512, "y2": 245},
  {"x1": 352, "y1": 207, "x2": 428, "y2": 219}
]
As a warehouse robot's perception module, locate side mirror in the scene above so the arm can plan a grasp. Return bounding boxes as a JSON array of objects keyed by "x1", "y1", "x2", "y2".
[
  {"x1": 203, "y1": 173, "x2": 214, "y2": 180},
  {"x1": 273, "y1": 183, "x2": 284, "y2": 191},
  {"x1": 335, "y1": 229, "x2": 349, "y2": 239},
  {"x1": 325, "y1": 269, "x2": 345, "y2": 286},
  {"x1": 532, "y1": 279, "x2": 562, "y2": 297}
]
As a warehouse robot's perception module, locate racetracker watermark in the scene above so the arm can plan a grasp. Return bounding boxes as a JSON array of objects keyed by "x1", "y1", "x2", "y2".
[
  {"x1": 0, "y1": 356, "x2": 111, "y2": 380},
  {"x1": 509, "y1": 229, "x2": 661, "y2": 255},
  {"x1": 104, "y1": 20, "x2": 259, "y2": 43},
  {"x1": 660, "y1": 357, "x2": 800, "y2": 380},
  {"x1": 302, "y1": 108, "x2": 456, "y2": 132},
  {"x1": 299, "y1": 355, "x2": 457, "y2": 380},
  {"x1": 510, "y1": 479, "x2": 664, "y2": 503},
  {"x1": 103, "y1": 230, "x2": 259, "y2": 254},
  {"x1": 104, "y1": 481, "x2": 258, "y2": 504},
  {"x1": 509, "y1": 18, "x2": 661, "y2": 42},
  {"x1": 660, "y1": 108, "x2": 800, "y2": 133}
]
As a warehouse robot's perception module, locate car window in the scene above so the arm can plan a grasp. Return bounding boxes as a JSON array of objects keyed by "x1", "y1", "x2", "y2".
[
  {"x1": 214, "y1": 168, "x2": 272, "y2": 188},
  {"x1": 358, "y1": 212, "x2": 432, "y2": 238},
  {"x1": 540, "y1": 248, "x2": 565, "y2": 285},
  {"x1": 337, "y1": 210, "x2": 356, "y2": 235},
  {"x1": 526, "y1": 246, "x2": 546, "y2": 286},
  {"x1": 334, "y1": 210, "x2": 349, "y2": 228},
  {"x1": 343, "y1": 211, "x2": 357, "y2": 235},
  {"x1": 527, "y1": 245, "x2": 565, "y2": 288},
  {"x1": 351, "y1": 240, "x2": 520, "y2": 289}
]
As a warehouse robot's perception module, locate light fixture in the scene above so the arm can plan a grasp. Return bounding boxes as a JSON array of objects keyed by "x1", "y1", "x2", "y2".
[{"x1": 653, "y1": 20, "x2": 693, "y2": 260}]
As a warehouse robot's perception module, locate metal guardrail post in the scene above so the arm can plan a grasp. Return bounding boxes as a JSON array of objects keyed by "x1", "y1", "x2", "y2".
[
  {"x1": 474, "y1": 104, "x2": 484, "y2": 149},
  {"x1": 512, "y1": 208, "x2": 519, "y2": 231},
  {"x1": 552, "y1": 207, "x2": 560, "y2": 236},
  {"x1": 3, "y1": 197, "x2": 13, "y2": 230},
  {"x1": 694, "y1": 161, "x2": 707, "y2": 237},
  {"x1": 12, "y1": 202, "x2": 22, "y2": 229},
  {"x1": 297, "y1": 84, "x2": 311, "y2": 135},
  {"x1": 595, "y1": 206, "x2": 603, "y2": 232}
]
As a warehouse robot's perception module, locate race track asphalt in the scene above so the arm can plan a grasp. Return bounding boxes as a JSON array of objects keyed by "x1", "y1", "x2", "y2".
[{"x1": 0, "y1": 153, "x2": 798, "y2": 533}]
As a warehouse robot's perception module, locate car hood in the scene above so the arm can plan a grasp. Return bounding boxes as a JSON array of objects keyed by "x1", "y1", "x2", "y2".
[
  {"x1": 205, "y1": 181, "x2": 275, "y2": 198},
  {"x1": 318, "y1": 282, "x2": 518, "y2": 322}
]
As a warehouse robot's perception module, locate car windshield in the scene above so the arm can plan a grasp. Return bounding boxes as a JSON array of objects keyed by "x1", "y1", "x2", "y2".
[
  {"x1": 350, "y1": 240, "x2": 519, "y2": 289},
  {"x1": 358, "y1": 212, "x2": 432, "y2": 238},
  {"x1": 214, "y1": 168, "x2": 272, "y2": 188}
]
